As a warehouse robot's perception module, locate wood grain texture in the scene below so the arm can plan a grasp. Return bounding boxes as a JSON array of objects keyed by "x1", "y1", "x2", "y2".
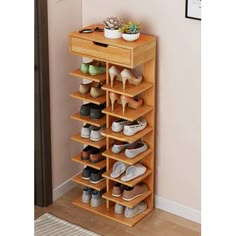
[
  {"x1": 101, "y1": 127, "x2": 153, "y2": 143},
  {"x1": 102, "y1": 104, "x2": 153, "y2": 121},
  {"x1": 102, "y1": 81, "x2": 153, "y2": 98},
  {"x1": 102, "y1": 168, "x2": 152, "y2": 188},
  {"x1": 72, "y1": 153, "x2": 106, "y2": 170},
  {"x1": 70, "y1": 112, "x2": 106, "y2": 127},
  {"x1": 70, "y1": 91, "x2": 106, "y2": 105},
  {"x1": 71, "y1": 134, "x2": 106, "y2": 149},
  {"x1": 70, "y1": 68, "x2": 106, "y2": 83},
  {"x1": 72, "y1": 174, "x2": 106, "y2": 191},
  {"x1": 102, "y1": 148, "x2": 152, "y2": 165}
]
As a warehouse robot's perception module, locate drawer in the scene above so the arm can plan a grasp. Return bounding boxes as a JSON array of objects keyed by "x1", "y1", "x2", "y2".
[{"x1": 71, "y1": 37, "x2": 131, "y2": 66}]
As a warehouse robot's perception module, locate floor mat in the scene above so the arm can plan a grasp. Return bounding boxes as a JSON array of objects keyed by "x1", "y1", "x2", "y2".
[{"x1": 35, "y1": 213, "x2": 100, "y2": 236}]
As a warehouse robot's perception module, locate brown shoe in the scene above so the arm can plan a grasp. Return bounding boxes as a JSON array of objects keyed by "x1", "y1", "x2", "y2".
[
  {"x1": 112, "y1": 183, "x2": 126, "y2": 197},
  {"x1": 122, "y1": 183, "x2": 148, "y2": 201},
  {"x1": 89, "y1": 147, "x2": 105, "y2": 163},
  {"x1": 81, "y1": 146, "x2": 97, "y2": 160}
]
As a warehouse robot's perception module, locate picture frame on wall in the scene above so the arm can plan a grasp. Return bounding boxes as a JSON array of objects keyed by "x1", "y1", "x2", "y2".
[{"x1": 185, "y1": 0, "x2": 201, "y2": 20}]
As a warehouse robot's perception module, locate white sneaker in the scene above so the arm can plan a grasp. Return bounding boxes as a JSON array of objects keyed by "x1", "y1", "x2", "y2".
[
  {"x1": 90, "y1": 125, "x2": 106, "y2": 141},
  {"x1": 123, "y1": 117, "x2": 147, "y2": 136},
  {"x1": 111, "y1": 119, "x2": 131, "y2": 132},
  {"x1": 81, "y1": 124, "x2": 96, "y2": 138},
  {"x1": 125, "y1": 141, "x2": 148, "y2": 158}
]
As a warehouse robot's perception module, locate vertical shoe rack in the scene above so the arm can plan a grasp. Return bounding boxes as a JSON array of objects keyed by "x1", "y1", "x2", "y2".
[{"x1": 69, "y1": 24, "x2": 156, "y2": 227}]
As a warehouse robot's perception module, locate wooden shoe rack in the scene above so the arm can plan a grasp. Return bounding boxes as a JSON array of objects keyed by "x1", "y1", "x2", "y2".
[{"x1": 69, "y1": 24, "x2": 156, "y2": 227}]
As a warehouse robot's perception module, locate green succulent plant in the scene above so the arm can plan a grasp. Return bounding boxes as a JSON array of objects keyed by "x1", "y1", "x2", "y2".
[{"x1": 119, "y1": 21, "x2": 141, "y2": 34}]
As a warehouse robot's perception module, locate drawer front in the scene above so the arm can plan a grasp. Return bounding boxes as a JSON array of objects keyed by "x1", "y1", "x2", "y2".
[{"x1": 71, "y1": 37, "x2": 131, "y2": 66}]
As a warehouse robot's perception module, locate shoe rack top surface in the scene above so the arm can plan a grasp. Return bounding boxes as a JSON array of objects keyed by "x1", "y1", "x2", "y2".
[
  {"x1": 70, "y1": 24, "x2": 156, "y2": 50},
  {"x1": 70, "y1": 24, "x2": 156, "y2": 68}
]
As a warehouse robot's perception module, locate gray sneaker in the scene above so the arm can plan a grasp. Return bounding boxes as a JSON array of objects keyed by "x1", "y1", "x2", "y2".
[
  {"x1": 124, "y1": 201, "x2": 147, "y2": 218},
  {"x1": 82, "y1": 187, "x2": 92, "y2": 204},
  {"x1": 90, "y1": 190, "x2": 105, "y2": 208},
  {"x1": 114, "y1": 203, "x2": 125, "y2": 214}
]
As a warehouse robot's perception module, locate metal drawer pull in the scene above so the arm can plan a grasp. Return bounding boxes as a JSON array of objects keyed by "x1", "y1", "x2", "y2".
[{"x1": 93, "y1": 41, "x2": 108, "y2": 47}]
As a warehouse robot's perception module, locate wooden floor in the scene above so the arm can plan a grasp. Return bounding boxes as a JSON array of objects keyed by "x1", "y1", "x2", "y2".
[{"x1": 35, "y1": 187, "x2": 201, "y2": 236}]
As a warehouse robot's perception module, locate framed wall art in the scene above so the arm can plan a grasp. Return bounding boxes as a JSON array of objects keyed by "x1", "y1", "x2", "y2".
[{"x1": 185, "y1": 0, "x2": 201, "y2": 20}]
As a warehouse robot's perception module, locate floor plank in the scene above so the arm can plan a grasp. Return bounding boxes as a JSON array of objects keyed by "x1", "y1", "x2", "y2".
[{"x1": 35, "y1": 187, "x2": 201, "y2": 236}]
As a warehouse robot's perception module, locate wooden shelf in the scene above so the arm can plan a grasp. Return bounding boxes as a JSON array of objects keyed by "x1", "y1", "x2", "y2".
[
  {"x1": 102, "y1": 104, "x2": 153, "y2": 121},
  {"x1": 71, "y1": 134, "x2": 106, "y2": 149},
  {"x1": 70, "y1": 91, "x2": 106, "y2": 105},
  {"x1": 102, "y1": 81, "x2": 153, "y2": 98},
  {"x1": 70, "y1": 68, "x2": 106, "y2": 83},
  {"x1": 72, "y1": 173, "x2": 106, "y2": 191},
  {"x1": 102, "y1": 168, "x2": 152, "y2": 187},
  {"x1": 72, "y1": 195, "x2": 153, "y2": 227},
  {"x1": 72, "y1": 153, "x2": 106, "y2": 170},
  {"x1": 101, "y1": 126, "x2": 153, "y2": 143},
  {"x1": 102, "y1": 148, "x2": 152, "y2": 165},
  {"x1": 70, "y1": 112, "x2": 106, "y2": 127},
  {"x1": 102, "y1": 188, "x2": 152, "y2": 208}
]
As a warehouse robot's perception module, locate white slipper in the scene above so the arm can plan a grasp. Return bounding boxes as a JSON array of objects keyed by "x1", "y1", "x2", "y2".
[
  {"x1": 110, "y1": 161, "x2": 129, "y2": 178},
  {"x1": 120, "y1": 163, "x2": 146, "y2": 182}
]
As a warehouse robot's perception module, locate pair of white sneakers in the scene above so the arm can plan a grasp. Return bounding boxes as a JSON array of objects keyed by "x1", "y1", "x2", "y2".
[
  {"x1": 81, "y1": 124, "x2": 105, "y2": 141},
  {"x1": 111, "y1": 117, "x2": 147, "y2": 136}
]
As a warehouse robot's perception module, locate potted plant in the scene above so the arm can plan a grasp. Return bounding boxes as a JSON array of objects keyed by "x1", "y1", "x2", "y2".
[
  {"x1": 103, "y1": 16, "x2": 122, "y2": 39},
  {"x1": 119, "y1": 21, "x2": 142, "y2": 41}
]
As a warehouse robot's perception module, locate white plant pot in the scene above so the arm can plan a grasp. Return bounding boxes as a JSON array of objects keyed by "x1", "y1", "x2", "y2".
[
  {"x1": 122, "y1": 33, "x2": 140, "y2": 42},
  {"x1": 104, "y1": 28, "x2": 122, "y2": 39}
]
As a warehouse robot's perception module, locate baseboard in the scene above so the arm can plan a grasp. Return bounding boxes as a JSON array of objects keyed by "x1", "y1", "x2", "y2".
[
  {"x1": 155, "y1": 195, "x2": 201, "y2": 224},
  {"x1": 53, "y1": 173, "x2": 81, "y2": 201}
]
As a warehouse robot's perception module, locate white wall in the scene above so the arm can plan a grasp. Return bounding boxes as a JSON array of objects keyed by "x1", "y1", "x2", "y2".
[
  {"x1": 47, "y1": 0, "x2": 83, "y2": 190},
  {"x1": 82, "y1": 0, "x2": 201, "y2": 211}
]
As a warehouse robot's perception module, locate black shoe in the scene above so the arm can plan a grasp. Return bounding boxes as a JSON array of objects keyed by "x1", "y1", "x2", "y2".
[
  {"x1": 90, "y1": 103, "x2": 106, "y2": 120},
  {"x1": 80, "y1": 103, "x2": 97, "y2": 116},
  {"x1": 90, "y1": 167, "x2": 106, "y2": 184},
  {"x1": 82, "y1": 166, "x2": 94, "y2": 180}
]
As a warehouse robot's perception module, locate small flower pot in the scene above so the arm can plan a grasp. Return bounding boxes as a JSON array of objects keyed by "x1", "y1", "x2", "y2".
[
  {"x1": 104, "y1": 28, "x2": 122, "y2": 39},
  {"x1": 122, "y1": 32, "x2": 140, "y2": 42}
]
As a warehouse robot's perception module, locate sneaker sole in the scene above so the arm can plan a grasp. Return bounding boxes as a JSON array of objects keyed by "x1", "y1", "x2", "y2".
[
  {"x1": 122, "y1": 189, "x2": 148, "y2": 201},
  {"x1": 90, "y1": 137, "x2": 105, "y2": 142},
  {"x1": 81, "y1": 135, "x2": 90, "y2": 139},
  {"x1": 89, "y1": 178, "x2": 105, "y2": 184},
  {"x1": 81, "y1": 177, "x2": 90, "y2": 180},
  {"x1": 112, "y1": 193, "x2": 122, "y2": 197}
]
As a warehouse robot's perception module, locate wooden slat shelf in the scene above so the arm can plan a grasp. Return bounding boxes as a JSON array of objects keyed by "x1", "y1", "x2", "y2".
[
  {"x1": 70, "y1": 91, "x2": 106, "y2": 105},
  {"x1": 70, "y1": 68, "x2": 106, "y2": 83},
  {"x1": 102, "y1": 104, "x2": 153, "y2": 121},
  {"x1": 102, "y1": 148, "x2": 152, "y2": 165},
  {"x1": 102, "y1": 168, "x2": 152, "y2": 187},
  {"x1": 71, "y1": 134, "x2": 106, "y2": 149},
  {"x1": 70, "y1": 112, "x2": 106, "y2": 127},
  {"x1": 72, "y1": 173, "x2": 106, "y2": 191},
  {"x1": 72, "y1": 195, "x2": 153, "y2": 227},
  {"x1": 72, "y1": 153, "x2": 106, "y2": 170},
  {"x1": 101, "y1": 126, "x2": 153, "y2": 143},
  {"x1": 102, "y1": 188, "x2": 152, "y2": 208},
  {"x1": 102, "y1": 81, "x2": 153, "y2": 98}
]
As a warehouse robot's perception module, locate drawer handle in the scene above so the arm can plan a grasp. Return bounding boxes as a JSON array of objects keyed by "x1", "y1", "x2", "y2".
[{"x1": 93, "y1": 41, "x2": 108, "y2": 47}]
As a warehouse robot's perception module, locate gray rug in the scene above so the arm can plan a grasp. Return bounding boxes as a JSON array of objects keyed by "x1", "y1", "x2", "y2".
[{"x1": 35, "y1": 213, "x2": 100, "y2": 236}]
